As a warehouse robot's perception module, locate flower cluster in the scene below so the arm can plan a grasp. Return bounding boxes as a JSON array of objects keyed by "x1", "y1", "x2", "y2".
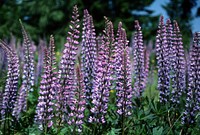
[
  {"x1": 68, "y1": 63, "x2": 86, "y2": 133},
  {"x1": 156, "y1": 16, "x2": 170, "y2": 103},
  {"x1": 115, "y1": 22, "x2": 133, "y2": 116},
  {"x1": 81, "y1": 9, "x2": 97, "y2": 101},
  {"x1": 12, "y1": 21, "x2": 35, "y2": 119},
  {"x1": 165, "y1": 19, "x2": 173, "y2": 71},
  {"x1": 182, "y1": 32, "x2": 200, "y2": 124},
  {"x1": 132, "y1": 20, "x2": 147, "y2": 97},
  {"x1": 89, "y1": 18, "x2": 115, "y2": 123},
  {"x1": 56, "y1": 5, "x2": 80, "y2": 122},
  {"x1": 35, "y1": 35, "x2": 57, "y2": 129},
  {"x1": 170, "y1": 21, "x2": 186, "y2": 105},
  {"x1": 0, "y1": 40, "x2": 19, "y2": 119}
]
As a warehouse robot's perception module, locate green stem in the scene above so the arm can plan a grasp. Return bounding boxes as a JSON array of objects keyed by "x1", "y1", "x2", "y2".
[
  {"x1": 121, "y1": 105, "x2": 125, "y2": 135},
  {"x1": 167, "y1": 113, "x2": 182, "y2": 135}
]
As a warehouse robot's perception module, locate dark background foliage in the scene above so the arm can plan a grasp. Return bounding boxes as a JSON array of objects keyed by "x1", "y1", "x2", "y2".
[{"x1": 0, "y1": 0, "x2": 199, "y2": 49}]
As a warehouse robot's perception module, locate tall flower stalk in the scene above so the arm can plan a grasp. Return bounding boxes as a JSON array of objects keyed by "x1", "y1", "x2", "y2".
[
  {"x1": 115, "y1": 22, "x2": 132, "y2": 135},
  {"x1": 56, "y1": 5, "x2": 80, "y2": 124},
  {"x1": 0, "y1": 40, "x2": 19, "y2": 134},
  {"x1": 182, "y1": 32, "x2": 200, "y2": 124},
  {"x1": 166, "y1": 19, "x2": 173, "y2": 71},
  {"x1": 81, "y1": 9, "x2": 97, "y2": 102},
  {"x1": 12, "y1": 20, "x2": 35, "y2": 119},
  {"x1": 35, "y1": 35, "x2": 57, "y2": 131},
  {"x1": 156, "y1": 16, "x2": 170, "y2": 103},
  {"x1": 68, "y1": 62, "x2": 86, "y2": 133},
  {"x1": 170, "y1": 21, "x2": 186, "y2": 105},
  {"x1": 89, "y1": 18, "x2": 115, "y2": 124},
  {"x1": 132, "y1": 20, "x2": 147, "y2": 97}
]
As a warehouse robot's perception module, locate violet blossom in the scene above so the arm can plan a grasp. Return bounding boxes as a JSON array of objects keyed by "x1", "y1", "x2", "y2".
[
  {"x1": 115, "y1": 22, "x2": 133, "y2": 116},
  {"x1": 156, "y1": 16, "x2": 170, "y2": 103},
  {"x1": 81, "y1": 9, "x2": 97, "y2": 102},
  {"x1": 35, "y1": 35, "x2": 57, "y2": 129},
  {"x1": 56, "y1": 5, "x2": 80, "y2": 123},
  {"x1": 132, "y1": 20, "x2": 147, "y2": 97},
  {"x1": 182, "y1": 32, "x2": 200, "y2": 124},
  {"x1": 0, "y1": 40, "x2": 19, "y2": 119}
]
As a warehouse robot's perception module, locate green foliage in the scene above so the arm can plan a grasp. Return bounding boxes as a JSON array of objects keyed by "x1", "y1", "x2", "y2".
[
  {"x1": 0, "y1": 0, "x2": 159, "y2": 44},
  {"x1": 0, "y1": 0, "x2": 197, "y2": 49}
]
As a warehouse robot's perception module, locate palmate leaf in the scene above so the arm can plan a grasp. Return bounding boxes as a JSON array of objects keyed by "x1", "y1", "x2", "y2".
[
  {"x1": 107, "y1": 128, "x2": 121, "y2": 135},
  {"x1": 153, "y1": 127, "x2": 163, "y2": 135}
]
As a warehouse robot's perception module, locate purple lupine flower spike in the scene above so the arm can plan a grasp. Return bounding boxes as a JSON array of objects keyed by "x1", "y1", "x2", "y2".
[
  {"x1": 132, "y1": 20, "x2": 146, "y2": 96},
  {"x1": 113, "y1": 22, "x2": 123, "y2": 81},
  {"x1": 156, "y1": 16, "x2": 170, "y2": 103},
  {"x1": 35, "y1": 48, "x2": 49, "y2": 128},
  {"x1": 12, "y1": 20, "x2": 35, "y2": 119},
  {"x1": 89, "y1": 18, "x2": 115, "y2": 123},
  {"x1": 0, "y1": 40, "x2": 19, "y2": 119},
  {"x1": 89, "y1": 36, "x2": 109, "y2": 123},
  {"x1": 166, "y1": 19, "x2": 173, "y2": 72},
  {"x1": 56, "y1": 5, "x2": 80, "y2": 123},
  {"x1": 182, "y1": 32, "x2": 200, "y2": 124},
  {"x1": 68, "y1": 62, "x2": 86, "y2": 133},
  {"x1": 115, "y1": 23, "x2": 132, "y2": 116},
  {"x1": 35, "y1": 35, "x2": 57, "y2": 129},
  {"x1": 49, "y1": 35, "x2": 58, "y2": 91},
  {"x1": 170, "y1": 21, "x2": 186, "y2": 105},
  {"x1": 20, "y1": 20, "x2": 35, "y2": 91},
  {"x1": 81, "y1": 9, "x2": 97, "y2": 102}
]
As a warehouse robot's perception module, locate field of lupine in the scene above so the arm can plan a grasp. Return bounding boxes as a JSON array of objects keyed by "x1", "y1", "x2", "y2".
[{"x1": 0, "y1": 5, "x2": 200, "y2": 135}]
